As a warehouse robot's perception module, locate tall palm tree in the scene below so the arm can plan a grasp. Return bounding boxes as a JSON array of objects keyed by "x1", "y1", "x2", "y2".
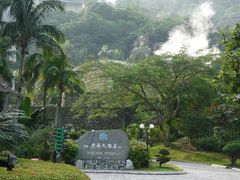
[
  {"x1": 0, "y1": 25, "x2": 13, "y2": 82},
  {"x1": 0, "y1": 0, "x2": 65, "y2": 106},
  {"x1": 24, "y1": 49, "x2": 83, "y2": 127},
  {"x1": 0, "y1": 38, "x2": 12, "y2": 82},
  {"x1": 47, "y1": 55, "x2": 83, "y2": 127},
  {"x1": 24, "y1": 48, "x2": 60, "y2": 124},
  {"x1": 0, "y1": 25, "x2": 14, "y2": 112}
]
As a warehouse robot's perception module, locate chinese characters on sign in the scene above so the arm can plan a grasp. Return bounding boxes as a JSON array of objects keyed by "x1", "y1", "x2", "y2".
[{"x1": 83, "y1": 143, "x2": 123, "y2": 149}]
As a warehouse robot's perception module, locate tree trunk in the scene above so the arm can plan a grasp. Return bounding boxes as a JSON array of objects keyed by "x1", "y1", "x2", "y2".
[
  {"x1": 156, "y1": 111, "x2": 170, "y2": 146},
  {"x1": 230, "y1": 155, "x2": 238, "y2": 167},
  {"x1": 159, "y1": 124, "x2": 170, "y2": 146},
  {"x1": 167, "y1": 120, "x2": 172, "y2": 144},
  {"x1": 2, "y1": 94, "x2": 9, "y2": 112},
  {"x1": 17, "y1": 48, "x2": 25, "y2": 107},
  {"x1": 55, "y1": 83, "x2": 63, "y2": 128},
  {"x1": 43, "y1": 81, "x2": 47, "y2": 125}
]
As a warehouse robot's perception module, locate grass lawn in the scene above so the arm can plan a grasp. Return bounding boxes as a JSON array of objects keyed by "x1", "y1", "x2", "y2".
[
  {"x1": 136, "y1": 161, "x2": 182, "y2": 171},
  {"x1": 0, "y1": 158, "x2": 89, "y2": 180},
  {"x1": 150, "y1": 139, "x2": 240, "y2": 166}
]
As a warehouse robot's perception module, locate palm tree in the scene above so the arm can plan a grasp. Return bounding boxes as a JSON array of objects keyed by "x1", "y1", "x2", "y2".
[
  {"x1": 24, "y1": 49, "x2": 83, "y2": 127},
  {"x1": 0, "y1": 26, "x2": 14, "y2": 112},
  {"x1": 47, "y1": 55, "x2": 83, "y2": 127},
  {"x1": 24, "y1": 49, "x2": 60, "y2": 124},
  {"x1": 0, "y1": 27, "x2": 13, "y2": 82},
  {"x1": 0, "y1": 0, "x2": 65, "y2": 106}
]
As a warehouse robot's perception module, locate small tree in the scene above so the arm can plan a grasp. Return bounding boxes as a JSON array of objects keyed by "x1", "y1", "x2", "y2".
[
  {"x1": 156, "y1": 149, "x2": 170, "y2": 167},
  {"x1": 222, "y1": 143, "x2": 240, "y2": 166}
]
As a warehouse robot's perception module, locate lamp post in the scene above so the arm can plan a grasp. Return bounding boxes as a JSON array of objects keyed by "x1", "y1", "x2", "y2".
[{"x1": 139, "y1": 123, "x2": 155, "y2": 152}]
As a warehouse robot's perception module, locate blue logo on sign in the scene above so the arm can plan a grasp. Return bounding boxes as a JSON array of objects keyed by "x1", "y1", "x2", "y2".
[{"x1": 99, "y1": 133, "x2": 108, "y2": 141}]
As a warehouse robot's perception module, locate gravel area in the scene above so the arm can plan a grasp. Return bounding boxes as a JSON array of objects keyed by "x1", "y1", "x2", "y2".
[{"x1": 86, "y1": 161, "x2": 240, "y2": 180}]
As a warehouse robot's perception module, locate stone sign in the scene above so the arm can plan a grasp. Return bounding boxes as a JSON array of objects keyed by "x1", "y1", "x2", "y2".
[{"x1": 76, "y1": 130, "x2": 129, "y2": 161}]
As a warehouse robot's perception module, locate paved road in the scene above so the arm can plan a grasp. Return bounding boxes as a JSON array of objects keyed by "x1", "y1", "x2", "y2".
[{"x1": 86, "y1": 161, "x2": 240, "y2": 180}]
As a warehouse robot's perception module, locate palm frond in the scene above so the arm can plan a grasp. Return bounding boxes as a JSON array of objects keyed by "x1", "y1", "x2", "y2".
[
  {"x1": 0, "y1": 0, "x2": 13, "y2": 20},
  {"x1": 23, "y1": 53, "x2": 43, "y2": 89},
  {"x1": 30, "y1": 0, "x2": 64, "y2": 22},
  {"x1": 0, "y1": 109, "x2": 29, "y2": 148},
  {"x1": 35, "y1": 24, "x2": 65, "y2": 43},
  {"x1": 35, "y1": 33, "x2": 64, "y2": 56},
  {"x1": 2, "y1": 22, "x2": 17, "y2": 38}
]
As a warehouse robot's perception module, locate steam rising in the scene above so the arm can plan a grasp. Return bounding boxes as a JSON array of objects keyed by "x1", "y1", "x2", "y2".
[{"x1": 155, "y1": 2, "x2": 219, "y2": 56}]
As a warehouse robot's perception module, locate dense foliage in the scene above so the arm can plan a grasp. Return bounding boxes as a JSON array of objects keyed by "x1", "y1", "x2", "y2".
[
  {"x1": 1, "y1": 0, "x2": 240, "y2": 169},
  {"x1": 62, "y1": 140, "x2": 79, "y2": 165},
  {"x1": 47, "y1": 3, "x2": 182, "y2": 64},
  {"x1": 129, "y1": 141, "x2": 150, "y2": 168},
  {"x1": 222, "y1": 143, "x2": 240, "y2": 166},
  {"x1": 18, "y1": 128, "x2": 52, "y2": 160},
  {"x1": 116, "y1": 0, "x2": 240, "y2": 27}
]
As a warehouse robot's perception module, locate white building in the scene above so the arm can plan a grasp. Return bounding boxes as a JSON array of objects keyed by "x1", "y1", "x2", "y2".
[{"x1": 36, "y1": 0, "x2": 85, "y2": 12}]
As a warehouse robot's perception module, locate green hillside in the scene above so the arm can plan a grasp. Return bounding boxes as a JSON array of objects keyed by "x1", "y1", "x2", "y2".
[
  {"x1": 45, "y1": 1, "x2": 240, "y2": 65},
  {"x1": 117, "y1": 0, "x2": 240, "y2": 27}
]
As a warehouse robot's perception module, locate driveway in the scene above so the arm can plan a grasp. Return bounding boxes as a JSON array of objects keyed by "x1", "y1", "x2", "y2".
[{"x1": 86, "y1": 161, "x2": 240, "y2": 180}]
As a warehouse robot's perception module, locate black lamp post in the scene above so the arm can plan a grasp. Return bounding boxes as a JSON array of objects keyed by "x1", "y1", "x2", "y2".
[{"x1": 139, "y1": 123, "x2": 155, "y2": 152}]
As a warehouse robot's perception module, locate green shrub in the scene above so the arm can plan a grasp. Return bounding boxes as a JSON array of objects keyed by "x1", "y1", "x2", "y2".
[
  {"x1": 156, "y1": 149, "x2": 170, "y2": 167},
  {"x1": 68, "y1": 129, "x2": 87, "y2": 140},
  {"x1": 126, "y1": 123, "x2": 141, "y2": 140},
  {"x1": 0, "y1": 151, "x2": 12, "y2": 163},
  {"x1": 191, "y1": 137, "x2": 221, "y2": 152},
  {"x1": 129, "y1": 141, "x2": 150, "y2": 168},
  {"x1": 179, "y1": 114, "x2": 214, "y2": 139},
  {"x1": 149, "y1": 128, "x2": 162, "y2": 146},
  {"x1": 20, "y1": 96, "x2": 32, "y2": 117},
  {"x1": 62, "y1": 140, "x2": 79, "y2": 165},
  {"x1": 222, "y1": 143, "x2": 240, "y2": 166},
  {"x1": 18, "y1": 128, "x2": 52, "y2": 160}
]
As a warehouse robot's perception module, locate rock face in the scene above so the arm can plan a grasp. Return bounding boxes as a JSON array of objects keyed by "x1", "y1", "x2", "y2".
[
  {"x1": 77, "y1": 130, "x2": 130, "y2": 161},
  {"x1": 126, "y1": 159, "x2": 134, "y2": 170}
]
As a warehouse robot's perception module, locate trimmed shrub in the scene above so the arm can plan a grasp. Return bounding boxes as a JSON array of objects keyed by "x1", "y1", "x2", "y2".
[
  {"x1": 222, "y1": 143, "x2": 240, "y2": 166},
  {"x1": 129, "y1": 141, "x2": 150, "y2": 168},
  {"x1": 62, "y1": 140, "x2": 79, "y2": 165},
  {"x1": 191, "y1": 137, "x2": 221, "y2": 152},
  {"x1": 156, "y1": 149, "x2": 170, "y2": 167}
]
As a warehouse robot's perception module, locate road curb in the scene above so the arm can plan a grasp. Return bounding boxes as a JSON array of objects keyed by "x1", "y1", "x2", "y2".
[
  {"x1": 232, "y1": 168, "x2": 240, "y2": 172},
  {"x1": 83, "y1": 169, "x2": 187, "y2": 175},
  {"x1": 211, "y1": 164, "x2": 228, "y2": 168}
]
